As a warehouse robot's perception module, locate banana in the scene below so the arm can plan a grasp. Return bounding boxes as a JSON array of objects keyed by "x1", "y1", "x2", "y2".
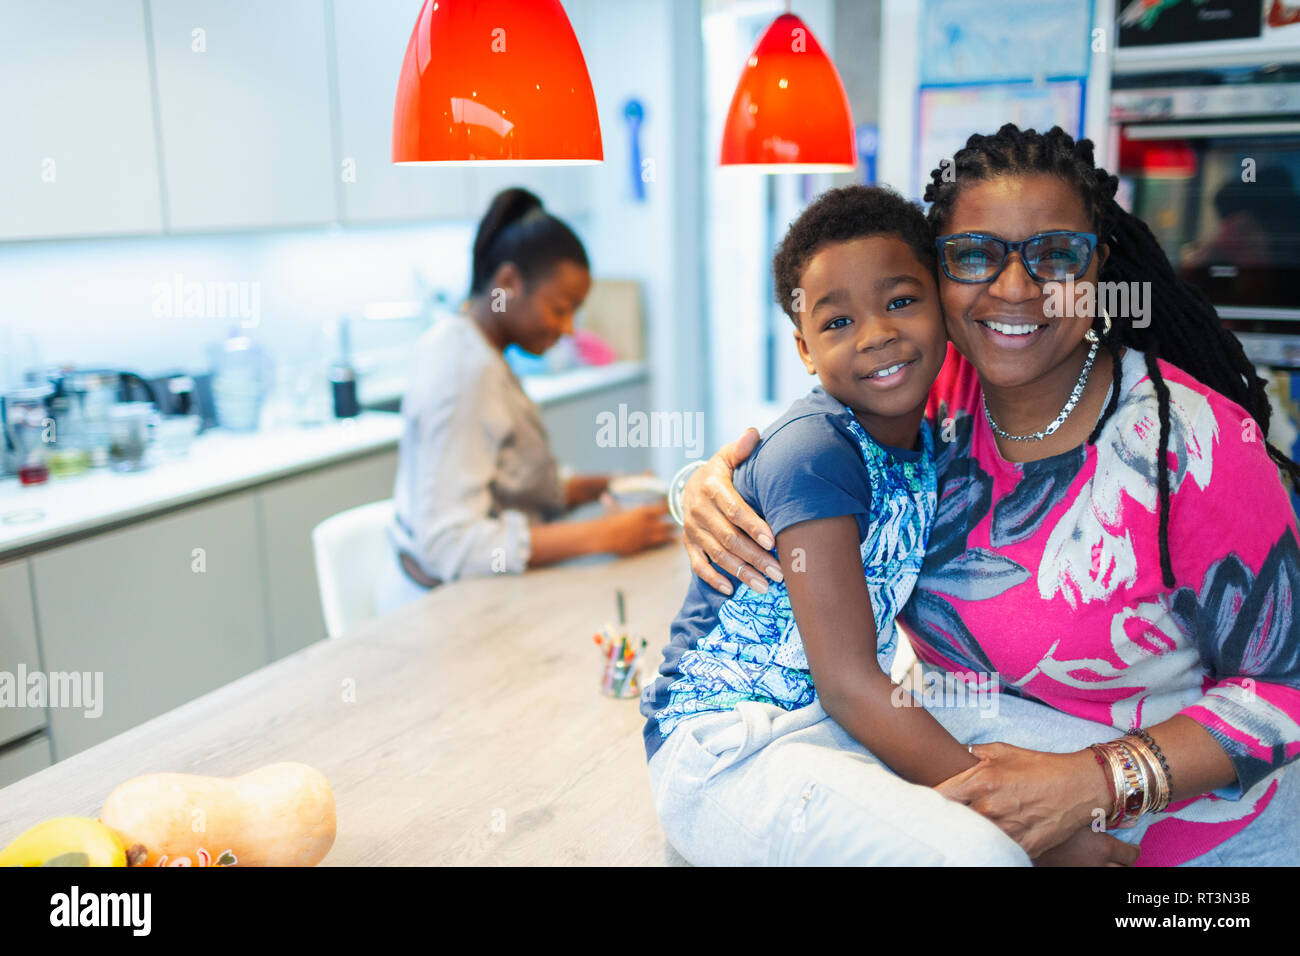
[{"x1": 0, "y1": 816, "x2": 128, "y2": 867}]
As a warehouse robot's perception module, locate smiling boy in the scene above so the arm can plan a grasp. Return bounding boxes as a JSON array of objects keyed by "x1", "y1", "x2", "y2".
[{"x1": 639, "y1": 186, "x2": 1027, "y2": 865}]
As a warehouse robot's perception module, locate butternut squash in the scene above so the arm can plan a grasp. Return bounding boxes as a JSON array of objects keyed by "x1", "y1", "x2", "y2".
[{"x1": 100, "y1": 763, "x2": 335, "y2": 867}]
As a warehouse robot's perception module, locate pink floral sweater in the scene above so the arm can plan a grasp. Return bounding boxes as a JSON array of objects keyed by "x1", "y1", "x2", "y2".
[{"x1": 901, "y1": 344, "x2": 1300, "y2": 865}]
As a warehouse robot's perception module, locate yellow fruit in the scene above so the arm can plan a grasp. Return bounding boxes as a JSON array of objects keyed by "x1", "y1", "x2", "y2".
[{"x1": 0, "y1": 816, "x2": 127, "y2": 867}]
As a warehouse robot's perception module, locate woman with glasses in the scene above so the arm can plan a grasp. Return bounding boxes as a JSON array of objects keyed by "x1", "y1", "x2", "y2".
[{"x1": 666, "y1": 124, "x2": 1300, "y2": 865}]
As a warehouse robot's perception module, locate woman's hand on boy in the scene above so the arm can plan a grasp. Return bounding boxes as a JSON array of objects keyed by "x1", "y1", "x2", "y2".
[
  {"x1": 682, "y1": 429, "x2": 782, "y2": 595},
  {"x1": 935, "y1": 741, "x2": 1114, "y2": 859}
]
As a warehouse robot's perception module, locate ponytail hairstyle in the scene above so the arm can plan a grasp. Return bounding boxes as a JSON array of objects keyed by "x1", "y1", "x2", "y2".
[
  {"x1": 469, "y1": 187, "x2": 589, "y2": 297},
  {"x1": 923, "y1": 123, "x2": 1300, "y2": 588}
]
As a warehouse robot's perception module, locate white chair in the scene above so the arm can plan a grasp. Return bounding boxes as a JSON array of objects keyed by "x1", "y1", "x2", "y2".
[{"x1": 311, "y1": 498, "x2": 396, "y2": 639}]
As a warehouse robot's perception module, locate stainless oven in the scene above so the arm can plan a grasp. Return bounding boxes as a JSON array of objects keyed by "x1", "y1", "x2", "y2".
[
  {"x1": 1111, "y1": 65, "x2": 1300, "y2": 511},
  {"x1": 1111, "y1": 65, "x2": 1300, "y2": 325}
]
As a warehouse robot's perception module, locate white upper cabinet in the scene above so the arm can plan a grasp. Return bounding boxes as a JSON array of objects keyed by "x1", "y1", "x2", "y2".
[
  {"x1": 0, "y1": 1, "x2": 164, "y2": 240},
  {"x1": 331, "y1": 0, "x2": 473, "y2": 224},
  {"x1": 0, "y1": 0, "x2": 592, "y2": 241},
  {"x1": 150, "y1": 0, "x2": 337, "y2": 231}
]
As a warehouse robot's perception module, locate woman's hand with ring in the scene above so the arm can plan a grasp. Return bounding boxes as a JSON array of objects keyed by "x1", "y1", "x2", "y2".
[{"x1": 681, "y1": 429, "x2": 783, "y2": 595}]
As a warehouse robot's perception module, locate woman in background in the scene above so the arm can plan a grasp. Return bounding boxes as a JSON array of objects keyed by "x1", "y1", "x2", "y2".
[{"x1": 376, "y1": 188, "x2": 675, "y2": 614}]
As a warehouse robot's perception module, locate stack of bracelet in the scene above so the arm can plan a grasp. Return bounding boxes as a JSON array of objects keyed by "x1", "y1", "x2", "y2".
[{"x1": 1087, "y1": 729, "x2": 1173, "y2": 829}]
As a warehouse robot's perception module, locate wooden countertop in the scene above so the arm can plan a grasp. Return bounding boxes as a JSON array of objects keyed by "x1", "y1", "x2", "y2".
[{"x1": 0, "y1": 544, "x2": 690, "y2": 865}]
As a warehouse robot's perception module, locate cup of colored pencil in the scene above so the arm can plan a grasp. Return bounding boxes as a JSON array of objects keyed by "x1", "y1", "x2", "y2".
[{"x1": 594, "y1": 589, "x2": 648, "y2": 699}]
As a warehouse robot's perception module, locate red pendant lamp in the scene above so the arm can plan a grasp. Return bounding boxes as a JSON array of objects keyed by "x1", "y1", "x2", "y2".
[
  {"x1": 719, "y1": 10, "x2": 855, "y2": 172},
  {"x1": 392, "y1": 0, "x2": 603, "y2": 165}
]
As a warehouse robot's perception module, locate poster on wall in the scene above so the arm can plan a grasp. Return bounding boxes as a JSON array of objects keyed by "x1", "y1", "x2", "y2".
[
  {"x1": 914, "y1": 0, "x2": 1092, "y2": 197},
  {"x1": 914, "y1": 81, "x2": 1086, "y2": 199},
  {"x1": 1117, "y1": 0, "x2": 1264, "y2": 46},
  {"x1": 920, "y1": 0, "x2": 1093, "y2": 84}
]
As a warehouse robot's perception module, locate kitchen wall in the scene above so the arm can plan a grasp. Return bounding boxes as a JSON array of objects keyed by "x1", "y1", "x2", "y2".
[
  {"x1": 580, "y1": 0, "x2": 709, "y2": 474},
  {"x1": 0, "y1": 219, "x2": 480, "y2": 382}
]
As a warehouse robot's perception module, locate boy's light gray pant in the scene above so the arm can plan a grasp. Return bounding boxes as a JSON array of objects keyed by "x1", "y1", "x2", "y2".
[
  {"x1": 648, "y1": 666, "x2": 1300, "y2": 866},
  {"x1": 647, "y1": 676, "x2": 1158, "y2": 867}
]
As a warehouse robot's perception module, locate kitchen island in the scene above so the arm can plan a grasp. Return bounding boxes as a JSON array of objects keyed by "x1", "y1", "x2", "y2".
[
  {"x1": 0, "y1": 360, "x2": 651, "y2": 782},
  {"x1": 0, "y1": 544, "x2": 688, "y2": 865}
]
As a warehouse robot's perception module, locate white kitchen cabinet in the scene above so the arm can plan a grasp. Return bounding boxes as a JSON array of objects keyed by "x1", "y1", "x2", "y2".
[
  {"x1": 0, "y1": 734, "x2": 52, "y2": 790},
  {"x1": 256, "y1": 450, "x2": 399, "y2": 659},
  {"x1": 0, "y1": 1, "x2": 163, "y2": 240},
  {"x1": 542, "y1": 377, "x2": 652, "y2": 474},
  {"x1": 150, "y1": 0, "x2": 337, "y2": 231},
  {"x1": 331, "y1": 0, "x2": 473, "y2": 224},
  {"x1": 0, "y1": 560, "x2": 46, "y2": 746},
  {"x1": 30, "y1": 495, "x2": 270, "y2": 760}
]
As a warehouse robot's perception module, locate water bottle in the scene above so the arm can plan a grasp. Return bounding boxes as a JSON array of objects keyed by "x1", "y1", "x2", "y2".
[{"x1": 210, "y1": 328, "x2": 268, "y2": 432}]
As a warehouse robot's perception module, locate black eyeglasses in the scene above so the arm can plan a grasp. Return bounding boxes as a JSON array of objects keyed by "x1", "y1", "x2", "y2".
[{"x1": 935, "y1": 231, "x2": 1098, "y2": 284}]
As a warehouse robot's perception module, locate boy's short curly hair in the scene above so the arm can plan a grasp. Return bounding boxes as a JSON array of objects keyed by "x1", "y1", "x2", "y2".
[{"x1": 772, "y1": 184, "x2": 935, "y2": 326}]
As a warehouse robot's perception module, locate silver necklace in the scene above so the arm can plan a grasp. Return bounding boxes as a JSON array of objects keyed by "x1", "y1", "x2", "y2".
[{"x1": 983, "y1": 340, "x2": 1099, "y2": 442}]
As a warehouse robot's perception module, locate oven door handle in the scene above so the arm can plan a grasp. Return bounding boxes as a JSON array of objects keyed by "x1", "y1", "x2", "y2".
[{"x1": 1123, "y1": 121, "x2": 1300, "y2": 139}]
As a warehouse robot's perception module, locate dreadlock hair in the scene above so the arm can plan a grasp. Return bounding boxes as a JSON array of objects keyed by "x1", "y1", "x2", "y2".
[{"x1": 923, "y1": 123, "x2": 1300, "y2": 589}]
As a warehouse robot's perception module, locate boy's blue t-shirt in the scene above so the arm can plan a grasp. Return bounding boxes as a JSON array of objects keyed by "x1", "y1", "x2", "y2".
[{"x1": 640, "y1": 386, "x2": 937, "y2": 763}]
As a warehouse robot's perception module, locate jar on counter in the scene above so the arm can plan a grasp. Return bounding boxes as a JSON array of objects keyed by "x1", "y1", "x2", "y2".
[
  {"x1": 3, "y1": 383, "x2": 54, "y2": 485},
  {"x1": 210, "y1": 331, "x2": 270, "y2": 433},
  {"x1": 107, "y1": 402, "x2": 156, "y2": 473},
  {"x1": 45, "y1": 388, "x2": 92, "y2": 478}
]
